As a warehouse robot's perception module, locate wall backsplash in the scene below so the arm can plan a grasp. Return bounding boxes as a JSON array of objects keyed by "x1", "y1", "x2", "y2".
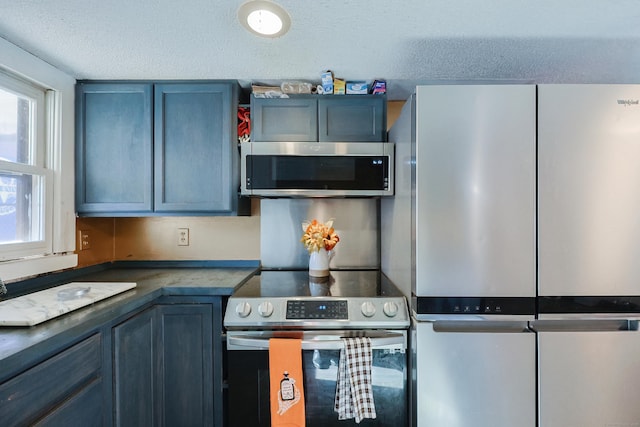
[
  {"x1": 75, "y1": 217, "x2": 116, "y2": 268},
  {"x1": 75, "y1": 201, "x2": 261, "y2": 267},
  {"x1": 260, "y1": 198, "x2": 380, "y2": 270},
  {"x1": 114, "y1": 216, "x2": 260, "y2": 261}
]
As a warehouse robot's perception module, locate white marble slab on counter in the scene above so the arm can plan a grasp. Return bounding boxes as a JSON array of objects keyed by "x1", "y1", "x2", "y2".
[{"x1": 0, "y1": 282, "x2": 137, "y2": 326}]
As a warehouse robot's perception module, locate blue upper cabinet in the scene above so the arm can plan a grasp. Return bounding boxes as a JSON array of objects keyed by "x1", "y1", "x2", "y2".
[
  {"x1": 76, "y1": 81, "x2": 245, "y2": 216},
  {"x1": 251, "y1": 96, "x2": 317, "y2": 141},
  {"x1": 318, "y1": 95, "x2": 386, "y2": 142},
  {"x1": 250, "y1": 94, "x2": 387, "y2": 142},
  {"x1": 76, "y1": 83, "x2": 153, "y2": 214},
  {"x1": 154, "y1": 83, "x2": 235, "y2": 213}
]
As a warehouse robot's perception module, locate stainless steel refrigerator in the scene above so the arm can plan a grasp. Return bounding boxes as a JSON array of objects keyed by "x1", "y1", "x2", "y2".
[
  {"x1": 382, "y1": 84, "x2": 537, "y2": 427},
  {"x1": 533, "y1": 84, "x2": 640, "y2": 427}
]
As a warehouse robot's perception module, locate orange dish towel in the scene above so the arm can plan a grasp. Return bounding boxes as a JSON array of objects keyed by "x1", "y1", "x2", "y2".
[{"x1": 269, "y1": 338, "x2": 306, "y2": 427}]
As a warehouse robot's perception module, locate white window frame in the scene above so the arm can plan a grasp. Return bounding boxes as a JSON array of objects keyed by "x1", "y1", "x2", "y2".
[
  {"x1": 0, "y1": 38, "x2": 77, "y2": 282},
  {"x1": 0, "y1": 73, "x2": 52, "y2": 259}
]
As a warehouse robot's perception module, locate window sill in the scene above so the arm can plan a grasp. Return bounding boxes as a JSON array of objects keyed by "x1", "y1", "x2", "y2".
[{"x1": 0, "y1": 254, "x2": 78, "y2": 282}]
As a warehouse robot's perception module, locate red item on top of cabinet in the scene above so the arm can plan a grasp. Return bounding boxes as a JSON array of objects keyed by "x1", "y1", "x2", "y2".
[{"x1": 238, "y1": 107, "x2": 250, "y2": 143}]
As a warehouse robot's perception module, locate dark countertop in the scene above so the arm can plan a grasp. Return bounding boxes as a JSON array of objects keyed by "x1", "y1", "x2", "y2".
[{"x1": 0, "y1": 264, "x2": 258, "y2": 381}]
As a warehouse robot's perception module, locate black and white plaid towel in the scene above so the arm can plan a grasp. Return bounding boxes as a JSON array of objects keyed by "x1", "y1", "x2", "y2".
[{"x1": 334, "y1": 337, "x2": 376, "y2": 423}]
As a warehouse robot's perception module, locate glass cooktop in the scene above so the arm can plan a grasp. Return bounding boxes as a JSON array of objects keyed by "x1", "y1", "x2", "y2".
[{"x1": 233, "y1": 269, "x2": 404, "y2": 298}]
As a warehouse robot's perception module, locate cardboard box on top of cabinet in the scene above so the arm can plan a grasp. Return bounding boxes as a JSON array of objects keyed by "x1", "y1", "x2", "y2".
[
  {"x1": 321, "y1": 71, "x2": 334, "y2": 94},
  {"x1": 333, "y1": 78, "x2": 346, "y2": 95},
  {"x1": 370, "y1": 80, "x2": 386, "y2": 94},
  {"x1": 346, "y1": 81, "x2": 369, "y2": 94}
]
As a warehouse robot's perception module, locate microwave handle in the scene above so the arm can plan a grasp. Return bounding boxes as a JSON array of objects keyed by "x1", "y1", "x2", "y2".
[{"x1": 227, "y1": 333, "x2": 406, "y2": 351}]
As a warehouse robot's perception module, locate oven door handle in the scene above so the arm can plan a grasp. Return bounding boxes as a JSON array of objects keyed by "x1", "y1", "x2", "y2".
[{"x1": 226, "y1": 332, "x2": 406, "y2": 351}]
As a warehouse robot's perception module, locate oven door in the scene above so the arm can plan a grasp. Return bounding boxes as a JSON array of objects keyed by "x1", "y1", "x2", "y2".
[{"x1": 226, "y1": 330, "x2": 407, "y2": 427}]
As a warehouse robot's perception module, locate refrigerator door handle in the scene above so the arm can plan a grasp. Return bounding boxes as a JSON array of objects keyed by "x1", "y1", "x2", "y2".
[
  {"x1": 530, "y1": 319, "x2": 639, "y2": 332},
  {"x1": 431, "y1": 320, "x2": 532, "y2": 333}
]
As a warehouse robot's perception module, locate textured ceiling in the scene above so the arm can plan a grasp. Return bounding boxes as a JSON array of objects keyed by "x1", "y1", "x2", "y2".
[{"x1": 0, "y1": 0, "x2": 639, "y2": 100}]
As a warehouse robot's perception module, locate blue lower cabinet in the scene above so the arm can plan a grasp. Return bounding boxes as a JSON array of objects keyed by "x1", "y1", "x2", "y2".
[
  {"x1": 113, "y1": 302, "x2": 219, "y2": 427},
  {"x1": 0, "y1": 298, "x2": 225, "y2": 426},
  {"x1": 34, "y1": 378, "x2": 103, "y2": 427},
  {"x1": 113, "y1": 307, "x2": 158, "y2": 426},
  {"x1": 158, "y1": 304, "x2": 214, "y2": 426},
  {"x1": 0, "y1": 334, "x2": 103, "y2": 426}
]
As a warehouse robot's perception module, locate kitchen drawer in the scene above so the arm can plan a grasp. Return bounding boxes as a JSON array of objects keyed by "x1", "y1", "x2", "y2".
[
  {"x1": 34, "y1": 378, "x2": 103, "y2": 427},
  {"x1": 0, "y1": 333, "x2": 102, "y2": 426}
]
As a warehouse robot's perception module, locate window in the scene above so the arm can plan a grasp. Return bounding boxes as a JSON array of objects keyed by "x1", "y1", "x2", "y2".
[
  {"x1": 0, "y1": 38, "x2": 77, "y2": 282},
  {"x1": 0, "y1": 74, "x2": 52, "y2": 260}
]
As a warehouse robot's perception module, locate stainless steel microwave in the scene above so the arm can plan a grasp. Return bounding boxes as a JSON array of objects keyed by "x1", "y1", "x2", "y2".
[{"x1": 240, "y1": 142, "x2": 394, "y2": 197}]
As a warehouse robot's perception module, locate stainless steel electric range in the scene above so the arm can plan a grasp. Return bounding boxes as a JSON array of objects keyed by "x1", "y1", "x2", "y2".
[{"x1": 223, "y1": 269, "x2": 410, "y2": 427}]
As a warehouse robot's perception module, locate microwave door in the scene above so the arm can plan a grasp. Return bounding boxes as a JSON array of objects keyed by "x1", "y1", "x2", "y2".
[
  {"x1": 250, "y1": 155, "x2": 386, "y2": 189},
  {"x1": 241, "y1": 142, "x2": 394, "y2": 197}
]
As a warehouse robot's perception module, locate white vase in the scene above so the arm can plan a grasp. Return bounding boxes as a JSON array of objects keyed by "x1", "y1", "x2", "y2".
[{"x1": 309, "y1": 248, "x2": 332, "y2": 277}]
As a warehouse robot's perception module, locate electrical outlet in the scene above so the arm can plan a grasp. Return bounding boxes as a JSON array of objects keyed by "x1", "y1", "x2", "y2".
[
  {"x1": 177, "y1": 228, "x2": 189, "y2": 246},
  {"x1": 78, "y1": 230, "x2": 91, "y2": 250}
]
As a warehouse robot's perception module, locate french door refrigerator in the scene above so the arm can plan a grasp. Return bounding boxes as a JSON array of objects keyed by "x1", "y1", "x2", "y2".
[
  {"x1": 383, "y1": 84, "x2": 537, "y2": 427},
  {"x1": 534, "y1": 84, "x2": 640, "y2": 427}
]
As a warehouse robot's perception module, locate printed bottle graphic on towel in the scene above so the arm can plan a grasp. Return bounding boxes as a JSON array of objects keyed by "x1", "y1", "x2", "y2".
[
  {"x1": 280, "y1": 371, "x2": 295, "y2": 400},
  {"x1": 278, "y1": 371, "x2": 301, "y2": 414}
]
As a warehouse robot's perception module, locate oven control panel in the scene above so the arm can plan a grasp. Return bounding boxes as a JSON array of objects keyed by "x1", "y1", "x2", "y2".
[
  {"x1": 224, "y1": 296, "x2": 410, "y2": 330},
  {"x1": 286, "y1": 300, "x2": 348, "y2": 319}
]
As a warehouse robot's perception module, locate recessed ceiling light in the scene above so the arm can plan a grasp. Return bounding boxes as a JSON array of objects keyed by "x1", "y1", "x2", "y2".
[{"x1": 238, "y1": 1, "x2": 291, "y2": 38}]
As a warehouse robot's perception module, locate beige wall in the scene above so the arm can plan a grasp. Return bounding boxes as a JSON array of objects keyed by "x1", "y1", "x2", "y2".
[
  {"x1": 387, "y1": 101, "x2": 404, "y2": 130},
  {"x1": 75, "y1": 217, "x2": 116, "y2": 268},
  {"x1": 114, "y1": 215, "x2": 260, "y2": 261},
  {"x1": 74, "y1": 102, "x2": 406, "y2": 268},
  {"x1": 75, "y1": 201, "x2": 260, "y2": 267}
]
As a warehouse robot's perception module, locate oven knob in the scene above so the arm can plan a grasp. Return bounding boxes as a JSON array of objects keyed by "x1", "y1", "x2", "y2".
[
  {"x1": 235, "y1": 302, "x2": 252, "y2": 318},
  {"x1": 383, "y1": 301, "x2": 399, "y2": 317},
  {"x1": 361, "y1": 301, "x2": 377, "y2": 317},
  {"x1": 258, "y1": 301, "x2": 274, "y2": 317}
]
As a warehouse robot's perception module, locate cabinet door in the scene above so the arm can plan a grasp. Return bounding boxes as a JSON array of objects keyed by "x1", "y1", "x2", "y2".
[
  {"x1": 113, "y1": 302, "x2": 220, "y2": 427},
  {"x1": 318, "y1": 95, "x2": 387, "y2": 142},
  {"x1": 154, "y1": 83, "x2": 235, "y2": 213},
  {"x1": 76, "y1": 83, "x2": 153, "y2": 214},
  {"x1": 0, "y1": 334, "x2": 102, "y2": 426},
  {"x1": 251, "y1": 96, "x2": 318, "y2": 141},
  {"x1": 113, "y1": 307, "x2": 159, "y2": 427},
  {"x1": 158, "y1": 304, "x2": 214, "y2": 426}
]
